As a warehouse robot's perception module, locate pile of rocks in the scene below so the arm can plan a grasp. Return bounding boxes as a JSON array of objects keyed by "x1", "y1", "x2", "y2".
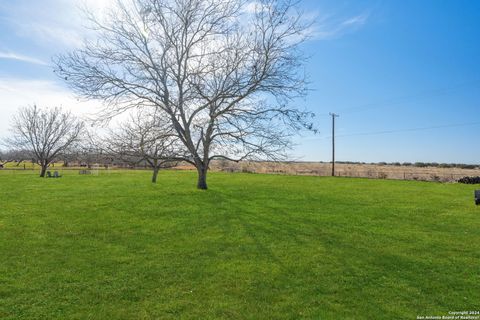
[{"x1": 458, "y1": 176, "x2": 480, "y2": 184}]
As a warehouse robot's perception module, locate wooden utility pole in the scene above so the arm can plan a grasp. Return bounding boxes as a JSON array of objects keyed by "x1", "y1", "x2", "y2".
[{"x1": 330, "y1": 113, "x2": 339, "y2": 176}]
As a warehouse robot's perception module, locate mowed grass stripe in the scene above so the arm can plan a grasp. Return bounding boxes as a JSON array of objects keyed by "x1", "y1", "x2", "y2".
[{"x1": 0, "y1": 170, "x2": 478, "y2": 319}]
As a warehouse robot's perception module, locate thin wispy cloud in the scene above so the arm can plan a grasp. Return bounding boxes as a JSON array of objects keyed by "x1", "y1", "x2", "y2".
[
  {"x1": 0, "y1": 51, "x2": 48, "y2": 66},
  {"x1": 308, "y1": 11, "x2": 370, "y2": 40},
  {"x1": 12, "y1": 21, "x2": 84, "y2": 48},
  {"x1": 341, "y1": 13, "x2": 369, "y2": 27},
  {"x1": 240, "y1": 2, "x2": 370, "y2": 42}
]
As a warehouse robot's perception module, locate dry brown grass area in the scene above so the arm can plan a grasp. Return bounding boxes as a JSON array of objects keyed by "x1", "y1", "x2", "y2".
[{"x1": 209, "y1": 161, "x2": 480, "y2": 182}]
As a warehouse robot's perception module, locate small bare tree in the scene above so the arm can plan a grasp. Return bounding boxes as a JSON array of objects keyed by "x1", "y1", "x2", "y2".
[
  {"x1": 55, "y1": 0, "x2": 316, "y2": 189},
  {"x1": 104, "y1": 110, "x2": 183, "y2": 183},
  {"x1": 0, "y1": 150, "x2": 11, "y2": 168},
  {"x1": 7, "y1": 105, "x2": 85, "y2": 177},
  {"x1": 0, "y1": 149, "x2": 31, "y2": 168}
]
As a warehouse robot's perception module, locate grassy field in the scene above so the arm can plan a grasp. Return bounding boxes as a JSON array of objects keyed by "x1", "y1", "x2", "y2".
[{"x1": 0, "y1": 170, "x2": 479, "y2": 319}]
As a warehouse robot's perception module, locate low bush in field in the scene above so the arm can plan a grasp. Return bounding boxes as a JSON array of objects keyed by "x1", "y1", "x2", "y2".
[{"x1": 458, "y1": 176, "x2": 480, "y2": 184}]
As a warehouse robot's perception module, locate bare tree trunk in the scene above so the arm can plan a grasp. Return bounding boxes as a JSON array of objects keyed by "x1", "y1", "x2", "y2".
[
  {"x1": 196, "y1": 166, "x2": 208, "y2": 190},
  {"x1": 152, "y1": 167, "x2": 159, "y2": 184},
  {"x1": 40, "y1": 164, "x2": 47, "y2": 178}
]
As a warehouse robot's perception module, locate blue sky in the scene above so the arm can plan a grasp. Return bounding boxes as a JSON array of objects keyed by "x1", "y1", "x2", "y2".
[{"x1": 1, "y1": 0, "x2": 479, "y2": 163}]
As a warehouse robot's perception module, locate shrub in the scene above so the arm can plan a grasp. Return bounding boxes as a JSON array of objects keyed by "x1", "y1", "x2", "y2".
[{"x1": 458, "y1": 176, "x2": 480, "y2": 184}]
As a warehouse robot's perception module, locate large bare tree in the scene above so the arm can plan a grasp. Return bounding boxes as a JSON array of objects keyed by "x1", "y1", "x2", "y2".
[
  {"x1": 55, "y1": 0, "x2": 315, "y2": 189},
  {"x1": 104, "y1": 110, "x2": 183, "y2": 183},
  {"x1": 7, "y1": 105, "x2": 84, "y2": 177}
]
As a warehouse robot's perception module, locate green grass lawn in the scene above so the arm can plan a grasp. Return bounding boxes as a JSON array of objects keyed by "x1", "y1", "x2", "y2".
[{"x1": 0, "y1": 170, "x2": 479, "y2": 319}]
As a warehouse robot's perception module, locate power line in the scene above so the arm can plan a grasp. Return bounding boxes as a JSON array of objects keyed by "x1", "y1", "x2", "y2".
[
  {"x1": 316, "y1": 79, "x2": 480, "y2": 117},
  {"x1": 339, "y1": 80, "x2": 480, "y2": 114},
  {"x1": 337, "y1": 121, "x2": 480, "y2": 138},
  {"x1": 311, "y1": 120, "x2": 480, "y2": 140}
]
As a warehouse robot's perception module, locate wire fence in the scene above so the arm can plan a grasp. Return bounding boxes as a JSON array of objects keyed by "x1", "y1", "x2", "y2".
[
  {"x1": 215, "y1": 163, "x2": 480, "y2": 183},
  {"x1": 1, "y1": 163, "x2": 479, "y2": 183}
]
